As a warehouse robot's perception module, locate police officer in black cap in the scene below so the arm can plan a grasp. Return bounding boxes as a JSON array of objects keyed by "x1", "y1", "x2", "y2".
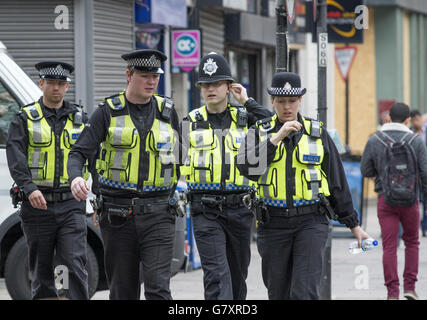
[
  {"x1": 180, "y1": 52, "x2": 271, "y2": 300},
  {"x1": 6, "y1": 61, "x2": 91, "y2": 299},
  {"x1": 237, "y1": 72, "x2": 371, "y2": 299},
  {"x1": 68, "y1": 49, "x2": 181, "y2": 300}
]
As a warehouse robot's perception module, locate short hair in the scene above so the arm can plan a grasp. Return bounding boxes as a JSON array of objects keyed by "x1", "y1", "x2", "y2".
[
  {"x1": 410, "y1": 109, "x2": 421, "y2": 118},
  {"x1": 389, "y1": 102, "x2": 410, "y2": 123}
]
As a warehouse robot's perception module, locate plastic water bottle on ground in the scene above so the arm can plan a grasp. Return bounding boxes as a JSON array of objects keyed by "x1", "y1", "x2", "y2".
[{"x1": 349, "y1": 238, "x2": 379, "y2": 254}]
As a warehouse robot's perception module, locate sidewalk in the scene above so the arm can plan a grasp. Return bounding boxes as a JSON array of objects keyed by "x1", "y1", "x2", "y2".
[
  {"x1": 331, "y1": 198, "x2": 427, "y2": 300},
  {"x1": 166, "y1": 197, "x2": 427, "y2": 300}
]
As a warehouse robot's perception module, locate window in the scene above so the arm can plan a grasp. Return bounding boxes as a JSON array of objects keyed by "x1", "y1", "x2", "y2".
[
  {"x1": 0, "y1": 82, "x2": 20, "y2": 146},
  {"x1": 228, "y1": 50, "x2": 258, "y2": 101}
]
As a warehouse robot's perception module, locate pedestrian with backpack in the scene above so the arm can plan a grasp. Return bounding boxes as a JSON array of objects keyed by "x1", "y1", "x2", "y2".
[{"x1": 361, "y1": 102, "x2": 427, "y2": 300}]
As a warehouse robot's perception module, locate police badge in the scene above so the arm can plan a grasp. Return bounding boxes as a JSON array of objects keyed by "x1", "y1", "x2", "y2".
[
  {"x1": 203, "y1": 58, "x2": 218, "y2": 76},
  {"x1": 283, "y1": 82, "x2": 292, "y2": 91}
]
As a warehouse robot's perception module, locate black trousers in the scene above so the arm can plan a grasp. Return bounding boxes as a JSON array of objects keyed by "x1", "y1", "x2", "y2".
[
  {"x1": 257, "y1": 211, "x2": 329, "y2": 300},
  {"x1": 191, "y1": 201, "x2": 253, "y2": 300},
  {"x1": 99, "y1": 202, "x2": 176, "y2": 300},
  {"x1": 20, "y1": 199, "x2": 88, "y2": 300}
]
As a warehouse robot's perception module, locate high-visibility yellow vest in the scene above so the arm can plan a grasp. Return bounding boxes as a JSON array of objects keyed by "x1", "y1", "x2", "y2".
[
  {"x1": 96, "y1": 92, "x2": 177, "y2": 192},
  {"x1": 181, "y1": 104, "x2": 252, "y2": 192},
  {"x1": 23, "y1": 101, "x2": 89, "y2": 187},
  {"x1": 256, "y1": 114, "x2": 330, "y2": 207}
]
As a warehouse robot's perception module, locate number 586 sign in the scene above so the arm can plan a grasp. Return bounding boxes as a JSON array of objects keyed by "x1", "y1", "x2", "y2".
[{"x1": 171, "y1": 29, "x2": 201, "y2": 72}]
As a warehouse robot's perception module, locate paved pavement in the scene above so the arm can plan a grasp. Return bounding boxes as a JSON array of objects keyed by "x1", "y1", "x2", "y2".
[{"x1": 0, "y1": 198, "x2": 426, "y2": 300}]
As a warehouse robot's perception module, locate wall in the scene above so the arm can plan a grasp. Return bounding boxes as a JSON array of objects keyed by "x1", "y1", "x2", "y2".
[{"x1": 334, "y1": 8, "x2": 377, "y2": 155}]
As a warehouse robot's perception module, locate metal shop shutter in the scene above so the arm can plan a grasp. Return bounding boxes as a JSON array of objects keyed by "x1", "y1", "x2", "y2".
[
  {"x1": 200, "y1": 8, "x2": 224, "y2": 56},
  {"x1": 93, "y1": 0, "x2": 134, "y2": 106},
  {"x1": 0, "y1": 0, "x2": 75, "y2": 101}
]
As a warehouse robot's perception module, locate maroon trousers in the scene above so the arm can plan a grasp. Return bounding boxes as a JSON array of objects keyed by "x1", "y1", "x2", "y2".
[{"x1": 377, "y1": 194, "x2": 420, "y2": 298}]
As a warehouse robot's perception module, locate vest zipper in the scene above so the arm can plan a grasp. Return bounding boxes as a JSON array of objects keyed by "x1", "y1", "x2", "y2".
[
  {"x1": 221, "y1": 133, "x2": 226, "y2": 191},
  {"x1": 285, "y1": 141, "x2": 294, "y2": 208},
  {"x1": 54, "y1": 126, "x2": 60, "y2": 188}
]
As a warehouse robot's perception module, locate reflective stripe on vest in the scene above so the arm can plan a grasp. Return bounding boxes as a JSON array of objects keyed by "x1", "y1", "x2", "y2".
[
  {"x1": 96, "y1": 92, "x2": 177, "y2": 191},
  {"x1": 24, "y1": 102, "x2": 88, "y2": 187},
  {"x1": 183, "y1": 105, "x2": 252, "y2": 192},
  {"x1": 256, "y1": 115, "x2": 330, "y2": 207}
]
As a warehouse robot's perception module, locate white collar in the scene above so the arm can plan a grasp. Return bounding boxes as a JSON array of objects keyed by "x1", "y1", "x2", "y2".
[{"x1": 380, "y1": 122, "x2": 410, "y2": 132}]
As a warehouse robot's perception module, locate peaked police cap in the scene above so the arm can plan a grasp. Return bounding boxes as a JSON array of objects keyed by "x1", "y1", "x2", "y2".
[
  {"x1": 35, "y1": 61, "x2": 74, "y2": 82},
  {"x1": 121, "y1": 49, "x2": 167, "y2": 74}
]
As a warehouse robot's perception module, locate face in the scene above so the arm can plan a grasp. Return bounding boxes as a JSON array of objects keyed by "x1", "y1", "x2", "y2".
[
  {"x1": 271, "y1": 95, "x2": 302, "y2": 122},
  {"x1": 200, "y1": 81, "x2": 230, "y2": 106},
  {"x1": 39, "y1": 79, "x2": 69, "y2": 105},
  {"x1": 410, "y1": 115, "x2": 423, "y2": 130},
  {"x1": 126, "y1": 69, "x2": 160, "y2": 100}
]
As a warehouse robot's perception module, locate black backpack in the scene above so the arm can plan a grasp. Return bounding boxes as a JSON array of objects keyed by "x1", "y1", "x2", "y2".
[{"x1": 374, "y1": 131, "x2": 419, "y2": 207}]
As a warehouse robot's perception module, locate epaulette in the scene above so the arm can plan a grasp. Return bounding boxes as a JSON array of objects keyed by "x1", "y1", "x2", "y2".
[
  {"x1": 256, "y1": 116, "x2": 274, "y2": 126},
  {"x1": 256, "y1": 116, "x2": 274, "y2": 132},
  {"x1": 104, "y1": 93, "x2": 125, "y2": 111}
]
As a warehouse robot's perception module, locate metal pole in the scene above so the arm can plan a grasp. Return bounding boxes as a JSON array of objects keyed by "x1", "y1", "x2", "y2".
[
  {"x1": 316, "y1": 0, "x2": 332, "y2": 301},
  {"x1": 275, "y1": 0, "x2": 288, "y2": 72},
  {"x1": 188, "y1": 4, "x2": 200, "y2": 111},
  {"x1": 345, "y1": 79, "x2": 349, "y2": 148},
  {"x1": 317, "y1": 0, "x2": 328, "y2": 125}
]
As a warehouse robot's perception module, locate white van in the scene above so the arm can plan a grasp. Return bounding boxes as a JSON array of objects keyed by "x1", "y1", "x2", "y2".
[{"x1": 0, "y1": 42, "x2": 186, "y2": 299}]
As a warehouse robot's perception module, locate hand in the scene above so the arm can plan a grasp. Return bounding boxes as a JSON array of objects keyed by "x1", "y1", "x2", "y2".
[
  {"x1": 229, "y1": 83, "x2": 249, "y2": 105},
  {"x1": 28, "y1": 190, "x2": 47, "y2": 210},
  {"x1": 350, "y1": 226, "x2": 371, "y2": 248},
  {"x1": 269, "y1": 120, "x2": 302, "y2": 146},
  {"x1": 71, "y1": 177, "x2": 90, "y2": 202},
  {"x1": 92, "y1": 211, "x2": 99, "y2": 227}
]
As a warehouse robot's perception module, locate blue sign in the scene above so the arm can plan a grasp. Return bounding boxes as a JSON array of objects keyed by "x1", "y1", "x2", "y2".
[
  {"x1": 175, "y1": 34, "x2": 197, "y2": 57},
  {"x1": 135, "y1": 0, "x2": 151, "y2": 23}
]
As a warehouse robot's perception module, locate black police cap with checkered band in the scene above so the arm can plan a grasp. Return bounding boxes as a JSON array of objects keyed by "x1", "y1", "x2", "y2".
[
  {"x1": 121, "y1": 49, "x2": 167, "y2": 74},
  {"x1": 35, "y1": 61, "x2": 74, "y2": 82},
  {"x1": 267, "y1": 72, "x2": 306, "y2": 97}
]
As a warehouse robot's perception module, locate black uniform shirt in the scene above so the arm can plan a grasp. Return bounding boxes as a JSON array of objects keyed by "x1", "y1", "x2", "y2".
[
  {"x1": 6, "y1": 98, "x2": 90, "y2": 196},
  {"x1": 67, "y1": 95, "x2": 181, "y2": 198},
  {"x1": 236, "y1": 112, "x2": 359, "y2": 228}
]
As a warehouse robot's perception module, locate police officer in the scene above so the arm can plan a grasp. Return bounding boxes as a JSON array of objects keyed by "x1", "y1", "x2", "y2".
[
  {"x1": 67, "y1": 49, "x2": 180, "y2": 300},
  {"x1": 180, "y1": 52, "x2": 271, "y2": 300},
  {"x1": 6, "y1": 61, "x2": 90, "y2": 300},
  {"x1": 236, "y1": 72, "x2": 371, "y2": 300}
]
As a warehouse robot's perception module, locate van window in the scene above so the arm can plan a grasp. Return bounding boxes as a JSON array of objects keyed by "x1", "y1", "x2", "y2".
[{"x1": 0, "y1": 82, "x2": 20, "y2": 147}]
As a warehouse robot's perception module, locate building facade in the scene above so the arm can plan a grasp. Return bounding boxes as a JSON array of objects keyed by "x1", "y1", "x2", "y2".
[{"x1": 0, "y1": 0, "x2": 134, "y2": 113}]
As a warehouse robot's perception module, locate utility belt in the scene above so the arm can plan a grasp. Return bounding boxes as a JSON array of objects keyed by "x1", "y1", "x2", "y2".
[
  {"x1": 42, "y1": 191, "x2": 75, "y2": 202},
  {"x1": 188, "y1": 190, "x2": 254, "y2": 221},
  {"x1": 9, "y1": 185, "x2": 75, "y2": 208},
  {"x1": 188, "y1": 192, "x2": 251, "y2": 211},
  {"x1": 252, "y1": 194, "x2": 337, "y2": 226},
  {"x1": 91, "y1": 194, "x2": 183, "y2": 222}
]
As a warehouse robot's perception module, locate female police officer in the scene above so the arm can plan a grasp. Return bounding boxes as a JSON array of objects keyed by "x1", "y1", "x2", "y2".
[{"x1": 236, "y1": 72, "x2": 371, "y2": 300}]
